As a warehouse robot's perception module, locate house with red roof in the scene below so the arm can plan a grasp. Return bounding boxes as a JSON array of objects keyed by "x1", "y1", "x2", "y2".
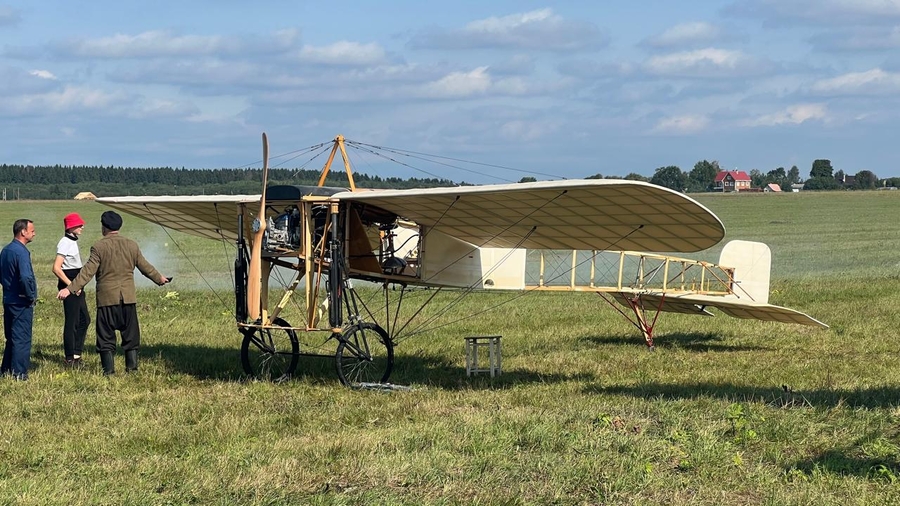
[{"x1": 714, "y1": 170, "x2": 752, "y2": 192}]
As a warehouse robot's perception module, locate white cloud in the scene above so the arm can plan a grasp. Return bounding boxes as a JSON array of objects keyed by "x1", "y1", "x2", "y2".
[
  {"x1": 0, "y1": 86, "x2": 129, "y2": 116},
  {"x1": 644, "y1": 48, "x2": 772, "y2": 78},
  {"x1": 55, "y1": 29, "x2": 300, "y2": 59},
  {"x1": 811, "y1": 68, "x2": 900, "y2": 95},
  {"x1": 62, "y1": 31, "x2": 238, "y2": 58},
  {"x1": 1, "y1": 66, "x2": 62, "y2": 95},
  {"x1": 419, "y1": 67, "x2": 492, "y2": 98},
  {"x1": 744, "y1": 103, "x2": 828, "y2": 126},
  {"x1": 296, "y1": 41, "x2": 387, "y2": 66},
  {"x1": 651, "y1": 114, "x2": 710, "y2": 134},
  {"x1": 409, "y1": 8, "x2": 607, "y2": 51},
  {"x1": 29, "y1": 69, "x2": 57, "y2": 80},
  {"x1": 127, "y1": 98, "x2": 201, "y2": 120},
  {"x1": 643, "y1": 22, "x2": 724, "y2": 48},
  {"x1": 466, "y1": 8, "x2": 555, "y2": 32}
]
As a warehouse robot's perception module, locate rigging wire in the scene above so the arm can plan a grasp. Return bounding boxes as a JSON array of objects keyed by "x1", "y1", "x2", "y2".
[
  {"x1": 346, "y1": 139, "x2": 565, "y2": 181},
  {"x1": 282, "y1": 144, "x2": 334, "y2": 175},
  {"x1": 141, "y1": 204, "x2": 234, "y2": 319},
  {"x1": 213, "y1": 202, "x2": 236, "y2": 290},
  {"x1": 395, "y1": 227, "x2": 536, "y2": 341},
  {"x1": 344, "y1": 143, "x2": 459, "y2": 182},
  {"x1": 345, "y1": 140, "x2": 514, "y2": 184},
  {"x1": 235, "y1": 142, "x2": 330, "y2": 170}
]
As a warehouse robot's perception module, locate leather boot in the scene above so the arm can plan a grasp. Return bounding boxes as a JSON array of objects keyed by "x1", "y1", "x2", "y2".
[
  {"x1": 125, "y1": 350, "x2": 138, "y2": 372},
  {"x1": 100, "y1": 351, "x2": 115, "y2": 375}
]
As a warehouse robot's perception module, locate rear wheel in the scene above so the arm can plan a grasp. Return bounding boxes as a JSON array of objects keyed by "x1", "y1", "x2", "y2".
[
  {"x1": 240, "y1": 317, "x2": 299, "y2": 382},
  {"x1": 335, "y1": 323, "x2": 394, "y2": 387}
]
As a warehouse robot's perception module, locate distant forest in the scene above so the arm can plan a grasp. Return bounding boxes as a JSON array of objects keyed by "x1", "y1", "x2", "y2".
[{"x1": 0, "y1": 164, "x2": 456, "y2": 200}]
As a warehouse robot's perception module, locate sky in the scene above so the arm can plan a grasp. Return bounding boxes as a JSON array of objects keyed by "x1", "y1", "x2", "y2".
[{"x1": 2, "y1": 0, "x2": 900, "y2": 183}]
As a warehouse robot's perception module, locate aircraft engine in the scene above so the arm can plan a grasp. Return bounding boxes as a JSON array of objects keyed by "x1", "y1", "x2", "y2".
[{"x1": 265, "y1": 206, "x2": 301, "y2": 251}]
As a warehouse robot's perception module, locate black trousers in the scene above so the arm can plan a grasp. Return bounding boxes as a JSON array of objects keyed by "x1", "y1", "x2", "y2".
[
  {"x1": 62, "y1": 292, "x2": 90, "y2": 358},
  {"x1": 95, "y1": 302, "x2": 140, "y2": 353}
]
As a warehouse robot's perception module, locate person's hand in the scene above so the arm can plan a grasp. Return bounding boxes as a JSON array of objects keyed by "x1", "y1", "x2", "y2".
[
  {"x1": 57, "y1": 288, "x2": 71, "y2": 300},
  {"x1": 75, "y1": 290, "x2": 82, "y2": 296},
  {"x1": 160, "y1": 275, "x2": 171, "y2": 285}
]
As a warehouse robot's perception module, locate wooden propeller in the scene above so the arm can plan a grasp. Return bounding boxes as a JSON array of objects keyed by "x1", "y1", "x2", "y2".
[{"x1": 247, "y1": 132, "x2": 269, "y2": 321}]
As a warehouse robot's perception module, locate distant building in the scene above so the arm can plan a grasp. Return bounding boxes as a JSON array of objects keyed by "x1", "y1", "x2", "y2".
[
  {"x1": 73, "y1": 192, "x2": 97, "y2": 200},
  {"x1": 714, "y1": 170, "x2": 752, "y2": 192},
  {"x1": 836, "y1": 173, "x2": 855, "y2": 187},
  {"x1": 790, "y1": 183, "x2": 804, "y2": 192},
  {"x1": 764, "y1": 183, "x2": 782, "y2": 192}
]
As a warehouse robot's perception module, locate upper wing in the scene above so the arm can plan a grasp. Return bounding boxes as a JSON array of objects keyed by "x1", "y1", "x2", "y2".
[
  {"x1": 629, "y1": 293, "x2": 828, "y2": 328},
  {"x1": 96, "y1": 195, "x2": 259, "y2": 241},
  {"x1": 333, "y1": 179, "x2": 724, "y2": 253}
]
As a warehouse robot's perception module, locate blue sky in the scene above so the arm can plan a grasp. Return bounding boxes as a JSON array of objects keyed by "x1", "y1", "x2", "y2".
[{"x1": 2, "y1": 1, "x2": 900, "y2": 183}]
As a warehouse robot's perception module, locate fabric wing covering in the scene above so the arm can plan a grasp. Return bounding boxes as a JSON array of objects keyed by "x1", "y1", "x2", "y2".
[
  {"x1": 615, "y1": 293, "x2": 828, "y2": 328},
  {"x1": 96, "y1": 195, "x2": 257, "y2": 241},
  {"x1": 333, "y1": 180, "x2": 725, "y2": 253},
  {"x1": 98, "y1": 179, "x2": 725, "y2": 253}
]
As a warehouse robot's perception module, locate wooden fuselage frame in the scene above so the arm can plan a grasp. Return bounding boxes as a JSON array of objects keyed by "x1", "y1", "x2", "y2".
[{"x1": 236, "y1": 193, "x2": 423, "y2": 333}]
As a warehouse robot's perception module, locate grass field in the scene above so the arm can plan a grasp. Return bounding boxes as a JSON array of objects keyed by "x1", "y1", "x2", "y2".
[{"x1": 0, "y1": 191, "x2": 899, "y2": 505}]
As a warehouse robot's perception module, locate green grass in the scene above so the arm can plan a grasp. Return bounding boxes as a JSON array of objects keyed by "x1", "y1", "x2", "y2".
[{"x1": 1, "y1": 192, "x2": 899, "y2": 505}]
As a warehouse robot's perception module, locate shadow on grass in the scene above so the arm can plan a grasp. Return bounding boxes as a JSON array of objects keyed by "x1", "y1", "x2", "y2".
[
  {"x1": 786, "y1": 431, "x2": 900, "y2": 481},
  {"x1": 582, "y1": 331, "x2": 769, "y2": 353},
  {"x1": 787, "y1": 449, "x2": 900, "y2": 481},
  {"x1": 138, "y1": 343, "x2": 246, "y2": 381},
  {"x1": 392, "y1": 352, "x2": 596, "y2": 390},
  {"x1": 133, "y1": 343, "x2": 593, "y2": 389},
  {"x1": 588, "y1": 381, "x2": 900, "y2": 409}
]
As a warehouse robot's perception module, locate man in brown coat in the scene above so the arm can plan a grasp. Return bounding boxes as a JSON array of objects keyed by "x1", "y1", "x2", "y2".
[{"x1": 58, "y1": 211, "x2": 170, "y2": 374}]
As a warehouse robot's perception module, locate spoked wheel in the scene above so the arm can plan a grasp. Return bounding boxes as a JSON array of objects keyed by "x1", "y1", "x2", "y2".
[
  {"x1": 240, "y1": 317, "x2": 299, "y2": 382},
  {"x1": 335, "y1": 323, "x2": 394, "y2": 387}
]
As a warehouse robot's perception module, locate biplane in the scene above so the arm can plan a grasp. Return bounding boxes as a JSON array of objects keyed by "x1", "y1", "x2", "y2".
[{"x1": 97, "y1": 134, "x2": 826, "y2": 387}]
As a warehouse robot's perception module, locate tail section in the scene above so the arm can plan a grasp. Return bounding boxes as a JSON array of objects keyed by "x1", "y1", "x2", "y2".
[{"x1": 719, "y1": 240, "x2": 771, "y2": 303}]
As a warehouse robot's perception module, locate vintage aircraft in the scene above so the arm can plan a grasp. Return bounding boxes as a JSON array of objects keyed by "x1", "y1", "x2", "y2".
[{"x1": 97, "y1": 133, "x2": 826, "y2": 386}]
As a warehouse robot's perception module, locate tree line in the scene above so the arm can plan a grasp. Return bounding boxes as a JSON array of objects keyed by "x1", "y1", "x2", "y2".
[
  {"x1": 631, "y1": 159, "x2": 898, "y2": 193},
  {"x1": 0, "y1": 164, "x2": 455, "y2": 200},
  {"x1": 3, "y1": 160, "x2": 898, "y2": 200}
]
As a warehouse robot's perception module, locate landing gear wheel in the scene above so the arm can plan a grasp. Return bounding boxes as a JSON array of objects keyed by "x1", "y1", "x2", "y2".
[
  {"x1": 240, "y1": 317, "x2": 299, "y2": 382},
  {"x1": 335, "y1": 323, "x2": 394, "y2": 387}
]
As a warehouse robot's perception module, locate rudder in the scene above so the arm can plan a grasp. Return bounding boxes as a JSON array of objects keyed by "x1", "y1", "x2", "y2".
[{"x1": 719, "y1": 240, "x2": 771, "y2": 303}]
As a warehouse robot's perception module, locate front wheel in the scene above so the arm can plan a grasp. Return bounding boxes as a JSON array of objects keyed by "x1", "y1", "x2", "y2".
[
  {"x1": 335, "y1": 323, "x2": 394, "y2": 387},
  {"x1": 240, "y1": 318, "x2": 299, "y2": 382}
]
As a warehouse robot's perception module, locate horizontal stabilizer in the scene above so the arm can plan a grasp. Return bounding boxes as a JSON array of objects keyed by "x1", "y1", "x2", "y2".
[{"x1": 617, "y1": 292, "x2": 828, "y2": 328}]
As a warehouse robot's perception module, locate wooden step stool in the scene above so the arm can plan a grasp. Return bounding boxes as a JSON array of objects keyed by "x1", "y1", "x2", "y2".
[{"x1": 464, "y1": 335, "x2": 502, "y2": 377}]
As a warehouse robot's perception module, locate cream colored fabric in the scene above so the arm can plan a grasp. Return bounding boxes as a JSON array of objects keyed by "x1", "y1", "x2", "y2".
[
  {"x1": 99, "y1": 179, "x2": 725, "y2": 252},
  {"x1": 334, "y1": 180, "x2": 724, "y2": 253},
  {"x1": 97, "y1": 195, "x2": 257, "y2": 241},
  {"x1": 617, "y1": 292, "x2": 828, "y2": 328}
]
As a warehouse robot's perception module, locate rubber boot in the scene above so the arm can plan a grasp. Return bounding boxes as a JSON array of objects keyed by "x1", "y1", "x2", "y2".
[
  {"x1": 125, "y1": 350, "x2": 138, "y2": 373},
  {"x1": 100, "y1": 351, "x2": 115, "y2": 376}
]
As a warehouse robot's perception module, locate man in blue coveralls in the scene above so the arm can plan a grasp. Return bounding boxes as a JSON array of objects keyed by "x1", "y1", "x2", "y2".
[{"x1": 1, "y1": 219, "x2": 38, "y2": 380}]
